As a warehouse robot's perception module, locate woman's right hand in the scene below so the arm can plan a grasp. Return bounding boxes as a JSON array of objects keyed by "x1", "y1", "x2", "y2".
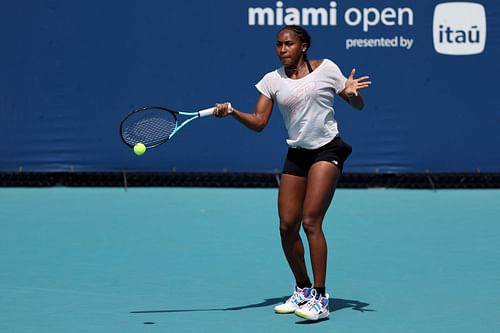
[
  {"x1": 212, "y1": 95, "x2": 272, "y2": 132},
  {"x1": 213, "y1": 102, "x2": 233, "y2": 117}
]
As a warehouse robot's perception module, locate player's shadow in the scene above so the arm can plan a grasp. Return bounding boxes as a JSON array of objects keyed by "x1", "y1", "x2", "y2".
[{"x1": 131, "y1": 296, "x2": 374, "y2": 321}]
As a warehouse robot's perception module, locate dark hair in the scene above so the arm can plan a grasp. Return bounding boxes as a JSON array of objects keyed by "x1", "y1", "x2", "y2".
[{"x1": 278, "y1": 25, "x2": 312, "y2": 59}]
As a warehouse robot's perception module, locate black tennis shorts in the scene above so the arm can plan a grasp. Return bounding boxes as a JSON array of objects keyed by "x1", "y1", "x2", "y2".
[{"x1": 282, "y1": 136, "x2": 352, "y2": 177}]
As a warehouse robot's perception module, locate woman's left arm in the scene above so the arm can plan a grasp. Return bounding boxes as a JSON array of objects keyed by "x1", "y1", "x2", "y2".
[{"x1": 339, "y1": 68, "x2": 371, "y2": 110}]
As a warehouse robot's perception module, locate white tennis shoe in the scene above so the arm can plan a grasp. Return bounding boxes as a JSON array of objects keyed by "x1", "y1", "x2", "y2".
[
  {"x1": 274, "y1": 286, "x2": 313, "y2": 314},
  {"x1": 294, "y1": 289, "x2": 330, "y2": 321}
]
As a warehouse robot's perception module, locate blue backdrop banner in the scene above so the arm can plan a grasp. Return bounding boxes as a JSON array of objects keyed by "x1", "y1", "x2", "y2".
[{"x1": 1, "y1": 1, "x2": 499, "y2": 173}]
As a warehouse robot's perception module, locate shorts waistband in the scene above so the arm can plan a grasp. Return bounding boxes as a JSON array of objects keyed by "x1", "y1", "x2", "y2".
[{"x1": 290, "y1": 135, "x2": 340, "y2": 150}]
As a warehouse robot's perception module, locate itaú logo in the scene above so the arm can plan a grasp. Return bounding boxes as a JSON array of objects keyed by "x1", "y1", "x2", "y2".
[{"x1": 433, "y1": 2, "x2": 487, "y2": 55}]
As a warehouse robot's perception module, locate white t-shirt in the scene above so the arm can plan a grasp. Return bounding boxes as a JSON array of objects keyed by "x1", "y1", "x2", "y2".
[{"x1": 255, "y1": 59, "x2": 347, "y2": 149}]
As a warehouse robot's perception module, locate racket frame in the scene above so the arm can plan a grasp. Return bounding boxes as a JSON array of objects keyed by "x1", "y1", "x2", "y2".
[{"x1": 119, "y1": 105, "x2": 217, "y2": 148}]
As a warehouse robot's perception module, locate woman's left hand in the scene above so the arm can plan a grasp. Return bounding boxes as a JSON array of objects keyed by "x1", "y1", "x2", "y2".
[{"x1": 343, "y1": 68, "x2": 371, "y2": 97}]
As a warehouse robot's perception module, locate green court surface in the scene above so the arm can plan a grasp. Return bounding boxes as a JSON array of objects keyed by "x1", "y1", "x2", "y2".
[{"x1": 1, "y1": 188, "x2": 499, "y2": 333}]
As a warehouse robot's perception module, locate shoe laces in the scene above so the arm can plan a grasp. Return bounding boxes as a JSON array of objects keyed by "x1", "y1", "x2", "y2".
[
  {"x1": 302, "y1": 289, "x2": 328, "y2": 310},
  {"x1": 286, "y1": 286, "x2": 311, "y2": 304},
  {"x1": 286, "y1": 290, "x2": 302, "y2": 304}
]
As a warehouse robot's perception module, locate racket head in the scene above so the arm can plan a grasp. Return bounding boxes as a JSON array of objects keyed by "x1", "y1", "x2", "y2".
[{"x1": 120, "y1": 106, "x2": 178, "y2": 148}]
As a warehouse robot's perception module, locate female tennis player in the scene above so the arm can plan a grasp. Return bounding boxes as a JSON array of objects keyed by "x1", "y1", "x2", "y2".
[{"x1": 214, "y1": 25, "x2": 371, "y2": 321}]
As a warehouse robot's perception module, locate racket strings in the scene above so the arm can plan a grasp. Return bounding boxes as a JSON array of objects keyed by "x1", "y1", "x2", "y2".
[{"x1": 122, "y1": 112, "x2": 177, "y2": 147}]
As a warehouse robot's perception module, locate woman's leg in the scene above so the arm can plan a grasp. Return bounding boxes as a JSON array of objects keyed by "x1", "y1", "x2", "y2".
[
  {"x1": 302, "y1": 161, "x2": 341, "y2": 289},
  {"x1": 278, "y1": 173, "x2": 309, "y2": 283}
]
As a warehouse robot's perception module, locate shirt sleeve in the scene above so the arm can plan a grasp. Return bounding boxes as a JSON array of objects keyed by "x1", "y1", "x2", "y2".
[
  {"x1": 255, "y1": 72, "x2": 275, "y2": 100},
  {"x1": 325, "y1": 59, "x2": 347, "y2": 95}
]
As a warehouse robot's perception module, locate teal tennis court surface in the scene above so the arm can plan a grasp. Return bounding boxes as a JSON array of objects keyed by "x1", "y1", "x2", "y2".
[{"x1": 1, "y1": 188, "x2": 499, "y2": 332}]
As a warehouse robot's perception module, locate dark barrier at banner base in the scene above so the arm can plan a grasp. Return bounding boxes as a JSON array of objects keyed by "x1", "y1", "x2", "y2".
[{"x1": 1, "y1": 172, "x2": 500, "y2": 190}]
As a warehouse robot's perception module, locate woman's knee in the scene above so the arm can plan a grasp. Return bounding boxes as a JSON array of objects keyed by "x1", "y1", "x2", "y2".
[
  {"x1": 301, "y1": 215, "x2": 324, "y2": 236},
  {"x1": 279, "y1": 217, "x2": 300, "y2": 238}
]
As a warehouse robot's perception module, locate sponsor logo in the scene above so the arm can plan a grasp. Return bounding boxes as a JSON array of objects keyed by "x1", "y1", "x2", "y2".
[{"x1": 433, "y1": 2, "x2": 486, "y2": 55}]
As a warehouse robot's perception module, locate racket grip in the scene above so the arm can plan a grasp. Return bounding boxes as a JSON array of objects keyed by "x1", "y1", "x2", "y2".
[
  {"x1": 198, "y1": 103, "x2": 232, "y2": 118},
  {"x1": 198, "y1": 107, "x2": 215, "y2": 118}
]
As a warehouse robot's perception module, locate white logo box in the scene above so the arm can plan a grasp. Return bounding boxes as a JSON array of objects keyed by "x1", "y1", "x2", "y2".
[{"x1": 433, "y1": 2, "x2": 486, "y2": 55}]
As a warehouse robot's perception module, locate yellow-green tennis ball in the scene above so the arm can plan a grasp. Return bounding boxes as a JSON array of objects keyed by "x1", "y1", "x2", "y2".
[{"x1": 133, "y1": 143, "x2": 146, "y2": 156}]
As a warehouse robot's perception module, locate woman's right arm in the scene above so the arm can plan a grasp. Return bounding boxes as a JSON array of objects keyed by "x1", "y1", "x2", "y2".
[{"x1": 214, "y1": 94, "x2": 273, "y2": 132}]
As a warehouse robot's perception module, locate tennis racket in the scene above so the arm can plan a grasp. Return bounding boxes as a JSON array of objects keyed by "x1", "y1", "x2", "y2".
[{"x1": 119, "y1": 103, "x2": 231, "y2": 149}]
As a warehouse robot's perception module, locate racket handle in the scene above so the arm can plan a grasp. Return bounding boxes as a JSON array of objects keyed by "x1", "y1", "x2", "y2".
[{"x1": 198, "y1": 103, "x2": 232, "y2": 118}]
